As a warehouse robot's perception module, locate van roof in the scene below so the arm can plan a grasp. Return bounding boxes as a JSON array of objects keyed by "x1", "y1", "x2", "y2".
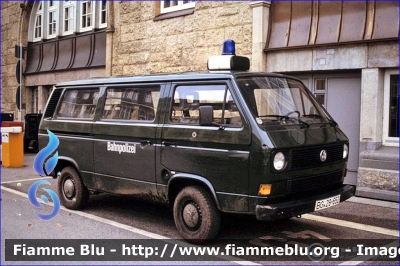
[{"x1": 55, "y1": 71, "x2": 291, "y2": 87}]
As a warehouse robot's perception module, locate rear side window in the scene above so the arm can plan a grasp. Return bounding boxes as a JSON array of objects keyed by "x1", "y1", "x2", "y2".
[
  {"x1": 44, "y1": 89, "x2": 62, "y2": 118},
  {"x1": 102, "y1": 86, "x2": 160, "y2": 121},
  {"x1": 56, "y1": 88, "x2": 100, "y2": 119},
  {"x1": 171, "y1": 84, "x2": 242, "y2": 126}
]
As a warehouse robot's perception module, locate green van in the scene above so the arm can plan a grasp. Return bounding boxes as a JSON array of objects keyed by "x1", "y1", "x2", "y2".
[{"x1": 38, "y1": 40, "x2": 355, "y2": 243}]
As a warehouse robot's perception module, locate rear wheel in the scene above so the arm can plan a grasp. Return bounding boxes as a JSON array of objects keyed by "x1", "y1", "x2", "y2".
[
  {"x1": 58, "y1": 166, "x2": 89, "y2": 210},
  {"x1": 173, "y1": 186, "x2": 220, "y2": 243}
]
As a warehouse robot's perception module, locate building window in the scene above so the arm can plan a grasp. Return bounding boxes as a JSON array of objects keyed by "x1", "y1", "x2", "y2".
[
  {"x1": 47, "y1": 1, "x2": 58, "y2": 38},
  {"x1": 314, "y1": 79, "x2": 326, "y2": 107},
  {"x1": 81, "y1": 1, "x2": 92, "y2": 30},
  {"x1": 30, "y1": 1, "x2": 107, "y2": 42},
  {"x1": 100, "y1": 0, "x2": 107, "y2": 27},
  {"x1": 34, "y1": 2, "x2": 43, "y2": 41},
  {"x1": 160, "y1": 0, "x2": 195, "y2": 14},
  {"x1": 389, "y1": 75, "x2": 399, "y2": 137},
  {"x1": 383, "y1": 69, "x2": 399, "y2": 146},
  {"x1": 63, "y1": 1, "x2": 75, "y2": 35}
]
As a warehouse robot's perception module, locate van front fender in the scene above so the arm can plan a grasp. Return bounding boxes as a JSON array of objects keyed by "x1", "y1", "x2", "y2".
[{"x1": 167, "y1": 173, "x2": 221, "y2": 210}]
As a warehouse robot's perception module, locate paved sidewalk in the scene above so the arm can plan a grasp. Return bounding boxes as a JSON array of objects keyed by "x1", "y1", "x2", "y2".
[
  {"x1": 348, "y1": 196, "x2": 399, "y2": 209},
  {"x1": 1, "y1": 153, "x2": 38, "y2": 184}
]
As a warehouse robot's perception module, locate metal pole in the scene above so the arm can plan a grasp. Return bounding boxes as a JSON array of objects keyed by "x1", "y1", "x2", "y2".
[{"x1": 18, "y1": 43, "x2": 22, "y2": 121}]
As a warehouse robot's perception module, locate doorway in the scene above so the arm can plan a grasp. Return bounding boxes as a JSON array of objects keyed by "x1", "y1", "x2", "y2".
[{"x1": 293, "y1": 73, "x2": 361, "y2": 186}]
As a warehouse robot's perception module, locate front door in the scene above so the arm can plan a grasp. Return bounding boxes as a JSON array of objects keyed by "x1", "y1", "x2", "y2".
[{"x1": 160, "y1": 81, "x2": 252, "y2": 212}]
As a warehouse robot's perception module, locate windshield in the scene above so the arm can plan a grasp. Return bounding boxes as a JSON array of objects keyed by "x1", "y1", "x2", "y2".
[{"x1": 235, "y1": 76, "x2": 333, "y2": 127}]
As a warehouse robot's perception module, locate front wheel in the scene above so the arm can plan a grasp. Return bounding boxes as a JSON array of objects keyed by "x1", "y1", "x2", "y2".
[
  {"x1": 173, "y1": 186, "x2": 220, "y2": 243},
  {"x1": 58, "y1": 166, "x2": 89, "y2": 210}
]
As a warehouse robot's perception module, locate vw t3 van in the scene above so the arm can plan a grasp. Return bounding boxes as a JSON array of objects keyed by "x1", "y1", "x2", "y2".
[{"x1": 38, "y1": 40, "x2": 355, "y2": 243}]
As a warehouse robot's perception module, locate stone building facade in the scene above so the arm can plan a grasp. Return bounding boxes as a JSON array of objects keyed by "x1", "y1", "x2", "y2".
[
  {"x1": 110, "y1": 2, "x2": 252, "y2": 76},
  {"x1": 257, "y1": 1, "x2": 399, "y2": 201},
  {"x1": 1, "y1": 1, "x2": 398, "y2": 201},
  {"x1": 1, "y1": 1, "x2": 253, "y2": 118}
]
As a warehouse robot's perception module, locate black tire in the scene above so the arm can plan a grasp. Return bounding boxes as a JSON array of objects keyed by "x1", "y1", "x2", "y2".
[
  {"x1": 58, "y1": 166, "x2": 89, "y2": 210},
  {"x1": 173, "y1": 186, "x2": 220, "y2": 243}
]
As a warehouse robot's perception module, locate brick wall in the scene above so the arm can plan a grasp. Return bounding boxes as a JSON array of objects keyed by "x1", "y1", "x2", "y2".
[
  {"x1": 1, "y1": 1, "x2": 253, "y2": 116},
  {"x1": 111, "y1": 1, "x2": 253, "y2": 75},
  {"x1": 1, "y1": 2, "x2": 22, "y2": 117}
]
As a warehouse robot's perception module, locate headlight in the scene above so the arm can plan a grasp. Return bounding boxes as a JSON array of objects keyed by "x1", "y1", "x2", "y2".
[
  {"x1": 343, "y1": 144, "x2": 349, "y2": 159},
  {"x1": 273, "y1": 152, "x2": 286, "y2": 171}
]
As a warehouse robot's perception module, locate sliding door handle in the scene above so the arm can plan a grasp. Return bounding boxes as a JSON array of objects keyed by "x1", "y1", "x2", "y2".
[
  {"x1": 140, "y1": 140, "x2": 152, "y2": 146},
  {"x1": 162, "y1": 141, "x2": 176, "y2": 147}
]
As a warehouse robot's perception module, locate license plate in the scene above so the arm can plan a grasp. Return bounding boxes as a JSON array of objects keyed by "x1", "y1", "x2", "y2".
[{"x1": 314, "y1": 195, "x2": 341, "y2": 211}]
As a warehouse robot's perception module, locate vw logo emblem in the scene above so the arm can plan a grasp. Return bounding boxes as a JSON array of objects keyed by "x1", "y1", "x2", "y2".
[{"x1": 320, "y1": 150, "x2": 327, "y2": 162}]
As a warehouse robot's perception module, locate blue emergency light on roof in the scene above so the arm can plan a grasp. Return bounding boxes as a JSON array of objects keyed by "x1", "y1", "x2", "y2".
[
  {"x1": 222, "y1": 39, "x2": 236, "y2": 55},
  {"x1": 207, "y1": 40, "x2": 250, "y2": 71}
]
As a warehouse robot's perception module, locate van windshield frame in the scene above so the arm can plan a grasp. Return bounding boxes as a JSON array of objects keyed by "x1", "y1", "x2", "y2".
[{"x1": 235, "y1": 76, "x2": 334, "y2": 128}]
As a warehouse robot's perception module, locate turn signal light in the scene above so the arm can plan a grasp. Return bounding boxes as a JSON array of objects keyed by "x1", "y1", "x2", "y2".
[{"x1": 258, "y1": 184, "x2": 272, "y2": 196}]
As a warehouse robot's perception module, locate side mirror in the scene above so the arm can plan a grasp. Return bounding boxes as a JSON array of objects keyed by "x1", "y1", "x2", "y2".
[{"x1": 199, "y1": 106, "x2": 214, "y2": 126}]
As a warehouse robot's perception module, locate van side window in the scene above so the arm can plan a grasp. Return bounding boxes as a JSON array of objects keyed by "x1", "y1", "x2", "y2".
[
  {"x1": 171, "y1": 84, "x2": 242, "y2": 126},
  {"x1": 56, "y1": 88, "x2": 99, "y2": 119},
  {"x1": 102, "y1": 86, "x2": 160, "y2": 121}
]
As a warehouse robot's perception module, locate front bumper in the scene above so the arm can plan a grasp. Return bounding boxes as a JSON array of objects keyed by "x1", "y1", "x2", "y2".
[{"x1": 255, "y1": 184, "x2": 356, "y2": 221}]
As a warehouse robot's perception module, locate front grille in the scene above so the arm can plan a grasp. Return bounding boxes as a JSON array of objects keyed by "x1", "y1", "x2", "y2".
[
  {"x1": 291, "y1": 144, "x2": 343, "y2": 171},
  {"x1": 286, "y1": 170, "x2": 343, "y2": 194}
]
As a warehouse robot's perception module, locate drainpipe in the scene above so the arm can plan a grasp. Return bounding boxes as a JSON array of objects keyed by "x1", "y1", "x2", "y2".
[
  {"x1": 106, "y1": 1, "x2": 115, "y2": 77},
  {"x1": 17, "y1": 2, "x2": 28, "y2": 121}
]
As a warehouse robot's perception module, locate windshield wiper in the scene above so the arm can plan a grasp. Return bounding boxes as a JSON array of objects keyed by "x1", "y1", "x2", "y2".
[
  {"x1": 258, "y1": 115, "x2": 288, "y2": 119},
  {"x1": 328, "y1": 119, "x2": 337, "y2": 127},
  {"x1": 295, "y1": 119, "x2": 310, "y2": 128},
  {"x1": 303, "y1": 114, "x2": 337, "y2": 126},
  {"x1": 258, "y1": 115, "x2": 309, "y2": 128},
  {"x1": 303, "y1": 114, "x2": 322, "y2": 118}
]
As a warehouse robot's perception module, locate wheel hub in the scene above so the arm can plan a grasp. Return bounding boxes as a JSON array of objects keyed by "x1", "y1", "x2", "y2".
[
  {"x1": 63, "y1": 179, "x2": 75, "y2": 198},
  {"x1": 183, "y1": 203, "x2": 200, "y2": 228}
]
